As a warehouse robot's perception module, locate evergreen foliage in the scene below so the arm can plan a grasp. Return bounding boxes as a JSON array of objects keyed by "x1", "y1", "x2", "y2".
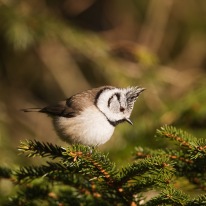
[
  {"x1": 1, "y1": 126, "x2": 206, "y2": 205},
  {"x1": 0, "y1": 1, "x2": 206, "y2": 205}
]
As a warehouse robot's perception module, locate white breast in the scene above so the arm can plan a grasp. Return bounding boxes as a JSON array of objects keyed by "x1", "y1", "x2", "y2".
[{"x1": 54, "y1": 106, "x2": 115, "y2": 145}]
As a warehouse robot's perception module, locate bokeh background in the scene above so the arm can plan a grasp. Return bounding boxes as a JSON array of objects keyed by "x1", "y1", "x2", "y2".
[{"x1": 1, "y1": 0, "x2": 206, "y2": 199}]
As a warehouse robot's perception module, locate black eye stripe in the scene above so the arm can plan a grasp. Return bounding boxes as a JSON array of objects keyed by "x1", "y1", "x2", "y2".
[
  {"x1": 115, "y1": 93, "x2": 121, "y2": 101},
  {"x1": 107, "y1": 95, "x2": 114, "y2": 107},
  {"x1": 107, "y1": 93, "x2": 121, "y2": 107}
]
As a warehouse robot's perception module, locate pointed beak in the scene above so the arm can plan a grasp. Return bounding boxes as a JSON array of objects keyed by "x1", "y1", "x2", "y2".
[{"x1": 125, "y1": 118, "x2": 133, "y2": 125}]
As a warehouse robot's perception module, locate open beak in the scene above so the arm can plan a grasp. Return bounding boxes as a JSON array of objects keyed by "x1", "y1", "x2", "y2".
[{"x1": 125, "y1": 118, "x2": 133, "y2": 125}]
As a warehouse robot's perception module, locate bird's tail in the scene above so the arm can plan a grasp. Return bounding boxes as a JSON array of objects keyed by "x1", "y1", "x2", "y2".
[{"x1": 21, "y1": 108, "x2": 42, "y2": 112}]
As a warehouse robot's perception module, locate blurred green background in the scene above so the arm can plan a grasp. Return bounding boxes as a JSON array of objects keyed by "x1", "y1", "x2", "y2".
[{"x1": 0, "y1": 0, "x2": 206, "y2": 199}]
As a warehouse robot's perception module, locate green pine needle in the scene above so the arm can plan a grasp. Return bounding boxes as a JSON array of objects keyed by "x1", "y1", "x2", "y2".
[
  {"x1": 186, "y1": 195, "x2": 206, "y2": 206},
  {"x1": 156, "y1": 125, "x2": 206, "y2": 158},
  {"x1": 119, "y1": 155, "x2": 174, "y2": 185},
  {"x1": 146, "y1": 187, "x2": 189, "y2": 206},
  {"x1": 18, "y1": 139, "x2": 66, "y2": 159}
]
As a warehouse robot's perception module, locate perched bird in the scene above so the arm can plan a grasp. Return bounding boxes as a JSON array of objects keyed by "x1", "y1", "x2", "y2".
[{"x1": 22, "y1": 86, "x2": 145, "y2": 146}]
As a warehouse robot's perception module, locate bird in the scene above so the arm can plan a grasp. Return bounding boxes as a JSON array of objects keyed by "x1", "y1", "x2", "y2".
[{"x1": 22, "y1": 86, "x2": 145, "y2": 146}]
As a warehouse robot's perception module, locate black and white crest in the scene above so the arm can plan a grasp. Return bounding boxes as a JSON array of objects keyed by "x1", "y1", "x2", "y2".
[{"x1": 126, "y1": 87, "x2": 145, "y2": 110}]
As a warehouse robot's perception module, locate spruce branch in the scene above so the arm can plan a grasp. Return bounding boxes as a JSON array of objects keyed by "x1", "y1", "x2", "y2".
[
  {"x1": 135, "y1": 146, "x2": 206, "y2": 192},
  {"x1": 61, "y1": 145, "x2": 129, "y2": 204},
  {"x1": 62, "y1": 144, "x2": 118, "y2": 183},
  {"x1": 15, "y1": 162, "x2": 66, "y2": 183},
  {"x1": 18, "y1": 139, "x2": 66, "y2": 159},
  {"x1": 5, "y1": 180, "x2": 53, "y2": 206},
  {"x1": 154, "y1": 125, "x2": 206, "y2": 192},
  {"x1": 13, "y1": 163, "x2": 112, "y2": 205},
  {"x1": 146, "y1": 187, "x2": 189, "y2": 206},
  {"x1": 123, "y1": 173, "x2": 173, "y2": 198},
  {"x1": 185, "y1": 195, "x2": 206, "y2": 206},
  {"x1": 118, "y1": 156, "x2": 174, "y2": 186},
  {"x1": 3, "y1": 125, "x2": 206, "y2": 205},
  {"x1": 134, "y1": 147, "x2": 194, "y2": 172},
  {"x1": 15, "y1": 161, "x2": 109, "y2": 198},
  {"x1": 156, "y1": 125, "x2": 206, "y2": 158},
  {"x1": 17, "y1": 141, "x2": 128, "y2": 204},
  {"x1": 156, "y1": 125, "x2": 195, "y2": 149},
  {"x1": 135, "y1": 147, "x2": 193, "y2": 164}
]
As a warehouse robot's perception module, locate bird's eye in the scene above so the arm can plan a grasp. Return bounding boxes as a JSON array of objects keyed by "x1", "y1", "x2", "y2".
[{"x1": 120, "y1": 107, "x2": 125, "y2": 112}]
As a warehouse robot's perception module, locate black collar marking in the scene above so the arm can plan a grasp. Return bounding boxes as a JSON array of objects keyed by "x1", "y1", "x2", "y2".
[
  {"x1": 94, "y1": 86, "x2": 115, "y2": 106},
  {"x1": 107, "y1": 118, "x2": 127, "y2": 127}
]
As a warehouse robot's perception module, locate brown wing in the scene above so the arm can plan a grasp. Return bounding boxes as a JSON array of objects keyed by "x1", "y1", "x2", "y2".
[
  {"x1": 40, "y1": 86, "x2": 114, "y2": 118},
  {"x1": 40, "y1": 100, "x2": 77, "y2": 118}
]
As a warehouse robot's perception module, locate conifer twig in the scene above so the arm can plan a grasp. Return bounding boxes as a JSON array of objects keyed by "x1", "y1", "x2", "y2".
[
  {"x1": 18, "y1": 139, "x2": 66, "y2": 159},
  {"x1": 156, "y1": 125, "x2": 206, "y2": 157}
]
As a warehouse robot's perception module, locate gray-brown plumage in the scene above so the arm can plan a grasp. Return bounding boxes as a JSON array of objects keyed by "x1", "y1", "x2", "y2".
[{"x1": 38, "y1": 86, "x2": 115, "y2": 118}]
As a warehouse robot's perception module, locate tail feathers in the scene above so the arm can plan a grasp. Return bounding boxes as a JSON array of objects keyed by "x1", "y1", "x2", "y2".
[{"x1": 21, "y1": 108, "x2": 42, "y2": 112}]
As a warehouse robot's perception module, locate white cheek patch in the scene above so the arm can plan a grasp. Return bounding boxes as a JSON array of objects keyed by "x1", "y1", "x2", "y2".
[{"x1": 97, "y1": 89, "x2": 125, "y2": 122}]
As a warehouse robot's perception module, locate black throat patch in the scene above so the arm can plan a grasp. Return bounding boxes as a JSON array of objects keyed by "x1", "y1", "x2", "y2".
[{"x1": 107, "y1": 118, "x2": 127, "y2": 127}]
